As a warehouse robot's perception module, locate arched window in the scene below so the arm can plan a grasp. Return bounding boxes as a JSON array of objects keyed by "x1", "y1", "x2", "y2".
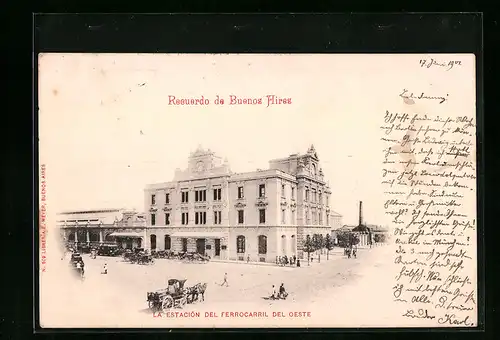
[
  {"x1": 290, "y1": 235, "x2": 296, "y2": 254},
  {"x1": 237, "y1": 235, "x2": 245, "y2": 253},
  {"x1": 164, "y1": 235, "x2": 171, "y2": 250},
  {"x1": 258, "y1": 235, "x2": 267, "y2": 254},
  {"x1": 150, "y1": 234, "x2": 157, "y2": 250},
  {"x1": 312, "y1": 163, "x2": 316, "y2": 175}
]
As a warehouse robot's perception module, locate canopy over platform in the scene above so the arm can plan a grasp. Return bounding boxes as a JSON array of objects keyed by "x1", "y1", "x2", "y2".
[
  {"x1": 170, "y1": 231, "x2": 227, "y2": 238},
  {"x1": 108, "y1": 231, "x2": 144, "y2": 238}
]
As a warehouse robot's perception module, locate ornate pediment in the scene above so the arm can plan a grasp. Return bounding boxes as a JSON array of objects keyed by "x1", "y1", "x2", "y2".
[
  {"x1": 280, "y1": 201, "x2": 288, "y2": 208},
  {"x1": 181, "y1": 206, "x2": 189, "y2": 211},
  {"x1": 163, "y1": 206, "x2": 172, "y2": 212},
  {"x1": 194, "y1": 204, "x2": 207, "y2": 209},
  {"x1": 234, "y1": 202, "x2": 246, "y2": 208},
  {"x1": 290, "y1": 202, "x2": 297, "y2": 211},
  {"x1": 255, "y1": 199, "x2": 269, "y2": 207},
  {"x1": 149, "y1": 207, "x2": 158, "y2": 212}
]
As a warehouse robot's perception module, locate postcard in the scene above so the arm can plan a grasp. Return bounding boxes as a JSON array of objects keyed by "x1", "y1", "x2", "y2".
[{"x1": 37, "y1": 53, "x2": 477, "y2": 328}]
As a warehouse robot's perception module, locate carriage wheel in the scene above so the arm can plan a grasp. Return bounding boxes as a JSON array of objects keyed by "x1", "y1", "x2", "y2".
[
  {"x1": 179, "y1": 296, "x2": 187, "y2": 308},
  {"x1": 148, "y1": 300, "x2": 155, "y2": 310},
  {"x1": 161, "y1": 296, "x2": 174, "y2": 312}
]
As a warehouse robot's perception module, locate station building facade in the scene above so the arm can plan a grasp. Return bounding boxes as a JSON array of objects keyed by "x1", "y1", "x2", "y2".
[
  {"x1": 142, "y1": 145, "x2": 334, "y2": 263},
  {"x1": 58, "y1": 209, "x2": 147, "y2": 249}
]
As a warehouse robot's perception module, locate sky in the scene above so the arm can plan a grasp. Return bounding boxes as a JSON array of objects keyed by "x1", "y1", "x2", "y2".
[{"x1": 38, "y1": 53, "x2": 475, "y2": 225}]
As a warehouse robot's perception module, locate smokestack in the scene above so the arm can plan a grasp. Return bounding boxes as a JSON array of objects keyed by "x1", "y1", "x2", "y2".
[{"x1": 359, "y1": 201, "x2": 363, "y2": 226}]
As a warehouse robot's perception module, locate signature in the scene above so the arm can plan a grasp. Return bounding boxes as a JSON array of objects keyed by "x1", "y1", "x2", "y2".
[
  {"x1": 400, "y1": 89, "x2": 449, "y2": 104},
  {"x1": 437, "y1": 313, "x2": 473, "y2": 326},
  {"x1": 419, "y1": 58, "x2": 462, "y2": 71}
]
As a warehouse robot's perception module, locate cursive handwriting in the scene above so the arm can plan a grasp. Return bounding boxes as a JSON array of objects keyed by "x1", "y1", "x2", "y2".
[
  {"x1": 400, "y1": 89, "x2": 449, "y2": 104},
  {"x1": 419, "y1": 58, "x2": 462, "y2": 71},
  {"x1": 382, "y1": 106, "x2": 476, "y2": 326}
]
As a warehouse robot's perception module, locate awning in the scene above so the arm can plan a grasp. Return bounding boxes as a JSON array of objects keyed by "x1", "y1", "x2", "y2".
[
  {"x1": 170, "y1": 231, "x2": 228, "y2": 238},
  {"x1": 108, "y1": 232, "x2": 144, "y2": 238}
]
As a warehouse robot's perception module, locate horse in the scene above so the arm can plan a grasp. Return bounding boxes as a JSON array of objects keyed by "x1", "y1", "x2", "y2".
[{"x1": 192, "y1": 282, "x2": 208, "y2": 302}]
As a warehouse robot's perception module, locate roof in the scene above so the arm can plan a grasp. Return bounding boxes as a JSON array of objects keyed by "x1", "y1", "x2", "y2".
[{"x1": 170, "y1": 231, "x2": 228, "y2": 238}]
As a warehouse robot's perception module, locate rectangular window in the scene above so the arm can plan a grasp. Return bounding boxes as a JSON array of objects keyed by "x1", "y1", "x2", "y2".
[
  {"x1": 195, "y1": 190, "x2": 207, "y2": 202},
  {"x1": 291, "y1": 187, "x2": 295, "y2": 199},
  {"x1": 182, "y1": 238, "x2": 188, "y2": 252},
  {"x1": 319, "y1": 211, "x2": 323, "y2": 225},
  {"x1": 195, "y1": 211, "x2": 207, "y2": 225},
  {"x1": 281, "y1": 184, "x2": 285, "y2": 197},
  {"x1": 151, "y1": 194, "x2": 156, "y2": 205},
  {"x1": 319, "y1": 193, "x2": 322, "y2": 205},
  {"x1": 281, "y1": 209, "x2": 286, "y2": 224},
  {"x1": 182, "y1": 212, "x2": 189, "y2": 225},
  {"x1": 238, "y1": 186, "x2": 244, "y2": 199},
  {"x1": 312, "y1": 189, "x2": 317, "y2": 203},
  {"x1": 214, "y1": 211, "x2": 222, "y2": 225},
  {"x1": 165, "y1": 213, "x2": 170, "y2": 225},
  {"x1": 213, "y1": 188, "x2": 222, "y2": 201},
  {"x1": 165, "y1": 193, "x2": 170, "y2": 204},
  {"x1": 181, "y1": 191, "x2": 189, "y2": 203},
  {"x1": 151, "y1": 213, "x2": 156, "y2": 226},
  {"x1": 326, "y1": 214, "x2": 329, "y2": 226},
  {"x1": 259, "y1": 209, "x2": 266, "y2": 224},
  {"x1": 305, "y1": 188, "x2": 309, "y2": 201},
  {"x1": 259, "y1": 184, "x2": 266, "y2": 198},
  {"x1": 306, "y1": 210, "x2": 310, "y2": 224},
  {"x1": 238, "y1": 210, "x2": 244, "y2": 224}
]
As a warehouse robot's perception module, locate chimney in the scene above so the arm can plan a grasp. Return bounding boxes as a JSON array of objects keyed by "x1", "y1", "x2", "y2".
[{"x1": 359, "y1": 201, "x2": 363, "y2": 226}]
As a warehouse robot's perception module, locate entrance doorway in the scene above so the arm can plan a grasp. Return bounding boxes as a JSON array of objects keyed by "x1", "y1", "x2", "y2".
[
  {"x1": 196, "y1": 238, "x2": 206, "y2": 255},
  {"x1": 214, "y1": 239, "x2": 221, "y2": 257}
]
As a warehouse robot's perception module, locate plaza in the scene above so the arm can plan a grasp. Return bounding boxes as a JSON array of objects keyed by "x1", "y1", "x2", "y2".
[{"x1": 40, "y1": 244, "x2": 394, "y2": 328}]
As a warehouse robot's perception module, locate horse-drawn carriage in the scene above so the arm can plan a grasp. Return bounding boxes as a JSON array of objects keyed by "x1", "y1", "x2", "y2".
[
  {"x1": 179, "y1": 252, "x2": 210, "y2": 263},
  {"x1": 123, "y1": 248, "x2": 154, "y2": 265},
  {"x1": 97, "y1": 243, "x2": 121, "y2": 257},
  {"x1": 147, "y1": 279, "x2": 207, "y2": 312},
  {"x1": 69, "y1": 252, "x2": 85, "y2": 278}
]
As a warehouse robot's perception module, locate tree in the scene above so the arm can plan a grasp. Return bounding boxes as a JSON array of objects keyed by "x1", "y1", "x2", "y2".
[
  {"x1": 336, "y1": 231, "x2": 351, "y2": 248},
  {"x1": 304, "y1": 235, "x2": 314, "y2": 266},
  {"x1": 325, "y1": 234, "x2": 334, "y2": 260},
  {"x1": 337, "y1": 231, "x2": 360, "y2": 248}
]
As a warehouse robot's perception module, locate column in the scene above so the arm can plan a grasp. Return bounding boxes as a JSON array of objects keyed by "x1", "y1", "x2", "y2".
[
  {"x1": 86, "y1": 230, "x2": 90, "y2": 244},
  {"x1": 74, "y1": 230, "x2": 78, "y2": 243},
  {"x1": 99, "y1": 231, "x2": 104, "y2": 244}
]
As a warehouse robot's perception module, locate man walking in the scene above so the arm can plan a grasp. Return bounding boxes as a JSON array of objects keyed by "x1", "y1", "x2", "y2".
[{"x1": 221, "y1": 272, "x2": 229, "y2": 287}]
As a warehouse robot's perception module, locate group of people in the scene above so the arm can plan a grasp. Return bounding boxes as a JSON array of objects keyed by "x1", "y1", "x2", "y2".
[
  {"x1": 270, "y1": 283, "x2": 288, "y2": 300},
  {"x1": 275, "y1": 255, "x2": 300, "y2": 267},
  {"x1": 344, "y1": 247, "x2": 357, "y2": 259}
]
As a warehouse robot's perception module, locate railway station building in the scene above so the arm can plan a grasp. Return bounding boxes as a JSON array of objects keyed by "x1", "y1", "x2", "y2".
[{"x1": 142, "y1": 145, "x2": 335, "y2": 263}]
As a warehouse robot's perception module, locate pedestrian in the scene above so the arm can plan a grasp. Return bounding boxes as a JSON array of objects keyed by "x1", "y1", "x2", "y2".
[
  {"x1": 276, "y1": 256, "x2": 278, "y2": 264},
  {"x1": 293, "y1": 255, "x2": 296, "y2": 265},
  {"x1": 221, "y1": 272, "x2": 229, "y2": 287},
  {"x1": 247, "y1": 254, "x2": 250, "y2": 263},
  {"x1": 271, "y1": 285, "x2": 276, "y2": 299},
  {"x1": 102, "y1": 263, "x2": 108, "y2": 274},
  {"x1": 297, "y1": 259, "x2": 301, "y2": 267},
  {"x1": 353, "y1": 248, "x2": 357, "y2": 259}
]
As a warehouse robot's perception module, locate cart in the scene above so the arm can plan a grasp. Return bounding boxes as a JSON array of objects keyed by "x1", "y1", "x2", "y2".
[{"x1": 147, "y1": 279, "x2": 188, "y2": 312}]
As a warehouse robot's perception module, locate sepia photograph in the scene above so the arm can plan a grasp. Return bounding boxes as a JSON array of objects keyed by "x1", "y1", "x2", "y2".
[{"x1": 38, "y1": 53, "x2": 477, "y2": 328}]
